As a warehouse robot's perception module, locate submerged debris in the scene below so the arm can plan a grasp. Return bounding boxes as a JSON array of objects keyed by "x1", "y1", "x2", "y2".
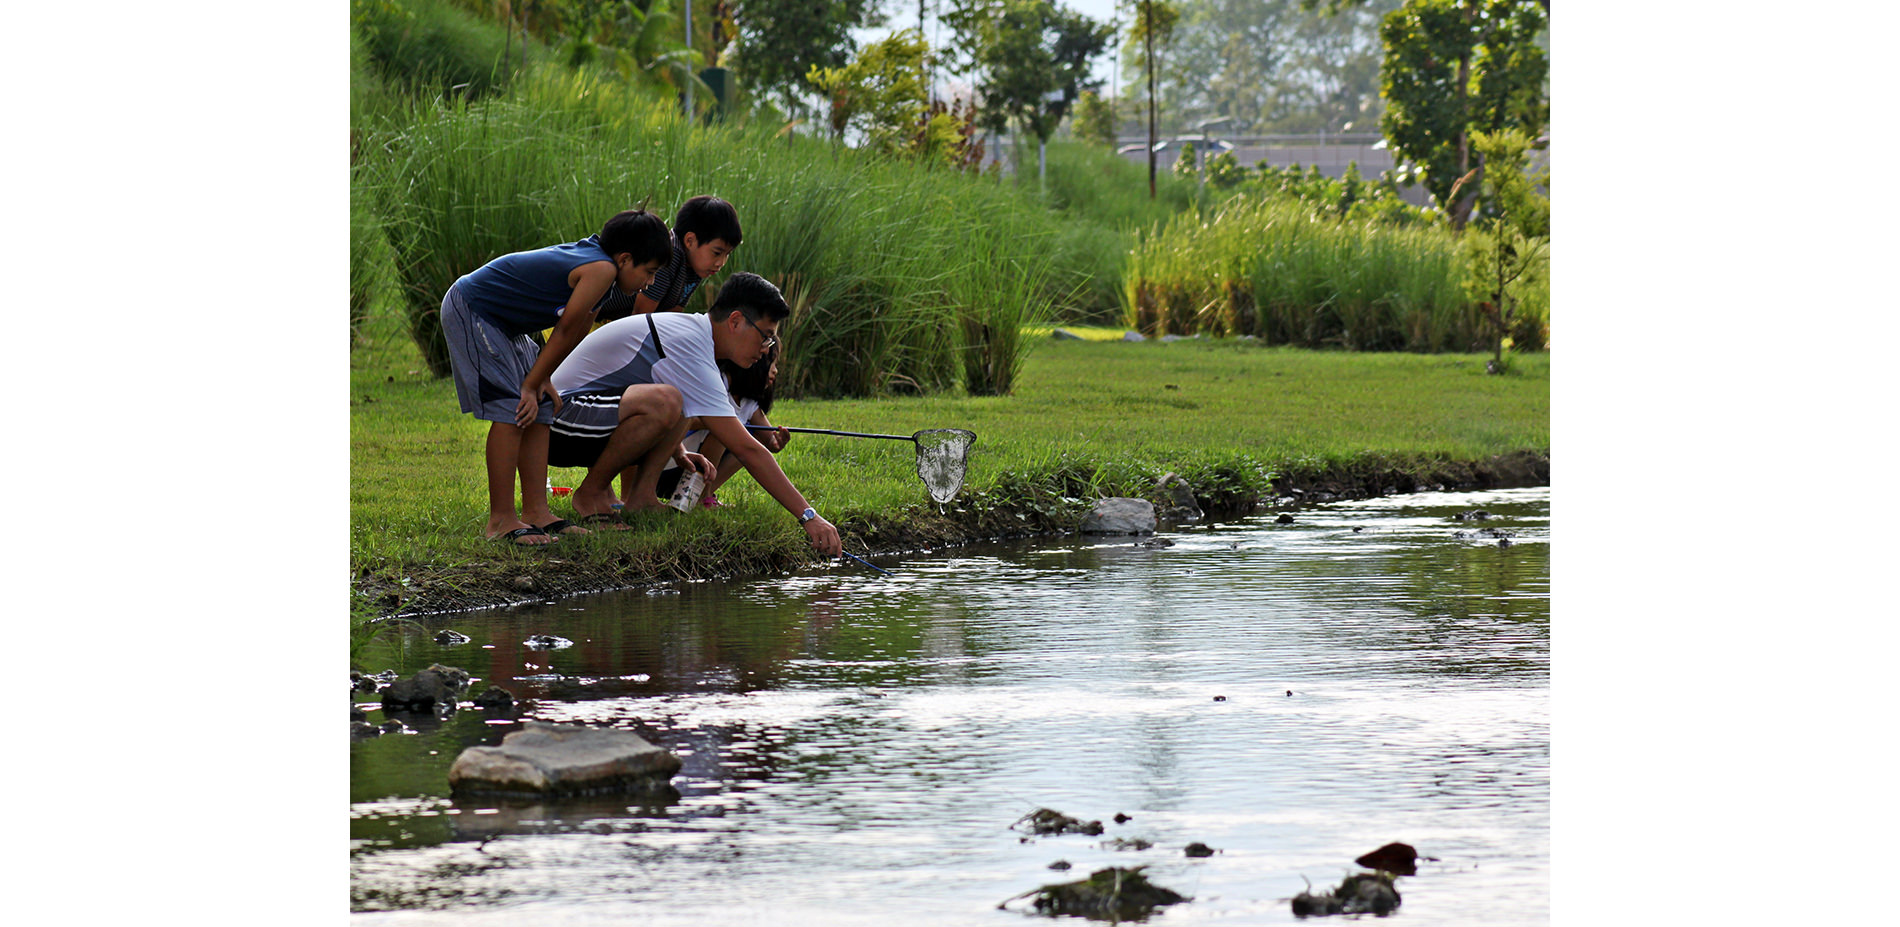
[
  {"x1": 1293, "y1": 872, "x2": 1400, "y2": 917},
  {"x1": 1013, "y1": 808, "x2": 1105, "y2": 837},
  {"x1": 1009, "y1": 866, "x2": 1187, "y2": 920}
]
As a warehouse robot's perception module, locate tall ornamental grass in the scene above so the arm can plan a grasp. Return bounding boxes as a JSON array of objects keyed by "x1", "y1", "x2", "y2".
[
  {"x1": 1124, "y1": 196, "x2": 1480, "y2": 351},
  {"x1": 354, "y1": 64, "x2": 1079, "y2": 395}
]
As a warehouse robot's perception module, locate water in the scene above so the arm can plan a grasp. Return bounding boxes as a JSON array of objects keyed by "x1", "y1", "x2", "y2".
[{"x1": 352, "y1": 487, "x2": 1548, "y2": 924}]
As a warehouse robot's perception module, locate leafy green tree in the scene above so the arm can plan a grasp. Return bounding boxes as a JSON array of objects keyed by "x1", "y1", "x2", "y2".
[
  {"x1": 726, "y1": 0, "x2": 883, "y2": 119},
  {"x1": 944, "y1": 0, "x2": 1114, "y2": 185},
  {"x1": 1071, "y1": 89, "x2": 1119, "y2": 149},
  {"x1": 806, "y1": 29, "x2": 931, "y2": 154},
  {"x1": 1120, "y1": 0, "x2": 1390, "y2": 136},
  {"x1": 1365, "y1": 0, "x2": 1546, "y2": 227},
  {"x1": 1459, "y1": 127, "x2": 1547, "y2": 371}
]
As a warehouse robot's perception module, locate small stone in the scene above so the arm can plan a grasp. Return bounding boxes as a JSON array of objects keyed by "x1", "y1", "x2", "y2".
[
  {"x1": 1213, "y1": 695, "x2": 1226, "y2": 702},
  {"x1": 1104, "y1": 837, "x2": 1153, "y2": 851},
  {"x1": 1049, "y1": 860, "x2": 1072, "y2": 870},
  {"x1": 512, "y1": 575, "x2": 538, "y2": 592},
  {"x1": 472, "y1": 685, "x2": 516, "y2": 712},
  {"x1": 1113, "y1": 813, "x2": 1132, "y2": 824},
  {"x1": 1498, "y1": 537, "x2": 1512, "y2": 548},
  {"x1": 350, "y1": 720, "x2": 381, "y2": 739},
  {"x1": 1184, "y1": 842, "x2": 1216, "y2": 858},
  {"x1": 1051, "y1": 328, "x2": 1084, "y2": 341},
  {"x1": 524, "y1": 634, "x2": 573, "y2": 650},
  {"x1": 434, "y1": 629, "x2": 472, "y2": 646},
  {"x1": 350, "y1": 706, "x2": 367, "y2": 723},
  {"x1": 1286, "y1": 690, "x2": 1293, "y2": 697},
  {"x1": 378, "y1": 720, "x2": 408, "y2": 735},
  {"x1": 1121, "y1": 330, "x2": 1146, "y2": 341},
  {"x1": 1276, "y1": 514, "x2": 1295, "y2": 525}
]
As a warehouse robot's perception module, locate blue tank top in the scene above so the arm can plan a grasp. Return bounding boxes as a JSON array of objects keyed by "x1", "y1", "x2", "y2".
[{"x1": 453, "y1": 235, "x2": 619, "y2": 336}]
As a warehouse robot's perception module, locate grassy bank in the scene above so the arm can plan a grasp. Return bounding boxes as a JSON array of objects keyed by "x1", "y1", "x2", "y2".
[{"x1": 352, "y1": 315, "x2": 1547, "y2": 618}]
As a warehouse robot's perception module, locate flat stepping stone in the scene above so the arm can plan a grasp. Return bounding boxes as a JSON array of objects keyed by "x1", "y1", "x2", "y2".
[{"x1": 448, "y1": 721, "x2": 680, "y2": 797}]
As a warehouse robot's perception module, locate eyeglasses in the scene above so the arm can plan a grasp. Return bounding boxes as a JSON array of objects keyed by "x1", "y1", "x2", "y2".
[{"x1": 743, "y1": 316, "x2": 779, "y2": 350}]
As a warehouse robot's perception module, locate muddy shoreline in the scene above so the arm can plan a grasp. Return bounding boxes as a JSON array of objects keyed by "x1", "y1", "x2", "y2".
[{"x1": 355, "y1": 451, "x2": 1547, "y2": 619}]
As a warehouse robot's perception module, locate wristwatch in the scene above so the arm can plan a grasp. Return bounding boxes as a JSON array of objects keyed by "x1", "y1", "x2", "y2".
[{"x1": 797, "y1": 507, "x2": 820, "y2": 524}]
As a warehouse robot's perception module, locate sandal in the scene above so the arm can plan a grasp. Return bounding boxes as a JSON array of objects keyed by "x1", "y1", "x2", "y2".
[{"x1": 494, "y1": 526, "x2": 555, "y2": 546}]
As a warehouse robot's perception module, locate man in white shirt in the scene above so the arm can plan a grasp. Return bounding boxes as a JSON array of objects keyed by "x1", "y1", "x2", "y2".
[{"x1": 547, "y1": 273, "x2": 841, "y2": 557}]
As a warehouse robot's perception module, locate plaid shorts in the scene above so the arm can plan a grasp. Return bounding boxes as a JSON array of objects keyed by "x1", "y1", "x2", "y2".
[{"x1": 439, "y1": 284, "x2": 555, "y2": 425}]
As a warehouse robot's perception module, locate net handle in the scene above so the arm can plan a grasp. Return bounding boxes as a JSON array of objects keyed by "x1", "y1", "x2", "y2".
[{"x1": 745, "y1": 424, "x2": 917, "y2": 442}]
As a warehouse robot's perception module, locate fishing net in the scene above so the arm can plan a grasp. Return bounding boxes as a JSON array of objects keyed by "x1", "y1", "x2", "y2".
[{"x1": 913, "y1": 429, "x2": 977, "y2": 503}]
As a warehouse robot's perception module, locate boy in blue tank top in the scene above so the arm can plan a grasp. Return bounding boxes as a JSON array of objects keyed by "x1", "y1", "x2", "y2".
[{"x1": 440, "y1": 208, "x2": 672, "y2": 545}]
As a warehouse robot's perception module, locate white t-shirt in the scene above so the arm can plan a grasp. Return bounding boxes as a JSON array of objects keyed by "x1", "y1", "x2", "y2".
[
  {"x1": 551, "y1": 312, "x2": 736, "y2": 420},
  {"x1": 678, "y1": 396, "x2": 761, "y2": 460}
]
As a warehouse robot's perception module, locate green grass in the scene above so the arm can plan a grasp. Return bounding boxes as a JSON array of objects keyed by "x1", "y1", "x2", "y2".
[{"x1": 352, "y1": 313, "x2": 1547, "y2": 615}]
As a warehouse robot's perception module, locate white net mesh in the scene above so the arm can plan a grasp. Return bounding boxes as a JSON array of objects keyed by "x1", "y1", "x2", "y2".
[{"x1": 913, "y1": 429, "x2": 976, "y2": 503}]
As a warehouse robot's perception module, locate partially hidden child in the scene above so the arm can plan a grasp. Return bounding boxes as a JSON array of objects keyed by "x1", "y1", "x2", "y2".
[{"x1": 546, "y1": 273, "x2": 842, "y2": 558}]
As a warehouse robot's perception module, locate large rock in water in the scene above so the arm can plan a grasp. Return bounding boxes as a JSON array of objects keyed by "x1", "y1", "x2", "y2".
[
  {"x1": 1081, "y1": 498, "x2": 1157, "y2": 535},
  {"x1": 380, "y1": 664, "x2": 471, "y2": 714},
  {"x1": 448, "y1": 721, "x2": 681, "y2": 797}
]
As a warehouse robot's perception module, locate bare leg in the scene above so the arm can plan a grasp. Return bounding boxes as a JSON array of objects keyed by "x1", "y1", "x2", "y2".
[
  {"x1": 571, "y1": 384, "x2": 684, "y2": 518},
  {"x1": 519, "y1": 423, "x2": 587, "y2": 535},
  {"x1": 623, "y1": 417, "x2": 689, "y2": 510},
  {"x1": 705, "y1": 451, "x2": 741, "y2": 493},
  {"x1": 483, "y1": 422, "x2": 551, "y2": 543}
]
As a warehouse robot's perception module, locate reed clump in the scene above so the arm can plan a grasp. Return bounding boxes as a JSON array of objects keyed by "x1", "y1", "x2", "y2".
[{"x1": 1124, "y1": 196, "x2": 1508, "y2": 351}]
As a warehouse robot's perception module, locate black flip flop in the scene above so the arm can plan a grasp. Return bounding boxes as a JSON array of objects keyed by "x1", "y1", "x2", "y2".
[
  {"x1": 579, "y1": 512, "x2": 629, "y2": 530},
  {"x1": 537, "y1": 519, "x2": 587, "y2": 536},
  {"x1": 495, "y1": 525, "x2": 555, "y2": 546}
]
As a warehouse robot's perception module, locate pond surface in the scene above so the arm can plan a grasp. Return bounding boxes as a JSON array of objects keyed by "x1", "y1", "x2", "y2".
[{"x1": 352, "y1": 487, "x2": 1548, "y2": 925}]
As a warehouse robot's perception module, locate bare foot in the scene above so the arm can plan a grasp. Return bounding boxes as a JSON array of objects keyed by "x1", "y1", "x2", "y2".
[{"x1": 570, "y1": 488, "x2": 622, "y2": 519}]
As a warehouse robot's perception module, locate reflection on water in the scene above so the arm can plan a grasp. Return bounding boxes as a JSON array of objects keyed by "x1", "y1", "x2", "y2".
[{"x1": 352, "y1": 488, "x2": 1549, "y2": 925}]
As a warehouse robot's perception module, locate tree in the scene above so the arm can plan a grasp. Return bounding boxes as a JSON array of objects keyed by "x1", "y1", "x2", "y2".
[
  {"x1": 806, "y1": 29, "x2": 931, "y2": 154},
  {"x1": 1325, "y1": 0, "x2": 1545, "y2": 227},
  {"x1": 1121, "y1": 0, "x2": 1180, "y2": 198},
  {"x1": 726, "y1": 0, "x2": 884, "y2": 120},
  {"x1": 1120, "y1": 0, "x2": 1390, "y2": 136},
  {"x1": 1459, "y1": 127, "x2": 1547, "y2": 371},
  {"x1": 944, "y1": 0, "x2": 1114, "y2": 186},
  {"x1": 1071, "y1": 89, "x2": 1119, "y2": 149}
]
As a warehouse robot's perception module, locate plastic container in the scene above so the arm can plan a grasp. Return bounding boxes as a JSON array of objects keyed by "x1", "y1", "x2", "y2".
[{"x1": 666, "y1": 470, "x2": 706, "y2": 512}]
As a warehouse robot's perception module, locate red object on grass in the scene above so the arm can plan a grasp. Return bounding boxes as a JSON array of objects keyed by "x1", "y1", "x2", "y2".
[{"x1": 552, "y1": 487, "x2": 572, "y2": 496}]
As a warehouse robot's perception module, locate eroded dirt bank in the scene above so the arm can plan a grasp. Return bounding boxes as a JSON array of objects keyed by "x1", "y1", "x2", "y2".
[{"x1": 354, "y1": 451, "x2": 1548, "y2": 618}]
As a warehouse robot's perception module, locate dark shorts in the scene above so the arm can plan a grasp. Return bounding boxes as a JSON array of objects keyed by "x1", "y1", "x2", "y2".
[{"x1": 547, "y1": 429, "x2": 609, "y2": 470}]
